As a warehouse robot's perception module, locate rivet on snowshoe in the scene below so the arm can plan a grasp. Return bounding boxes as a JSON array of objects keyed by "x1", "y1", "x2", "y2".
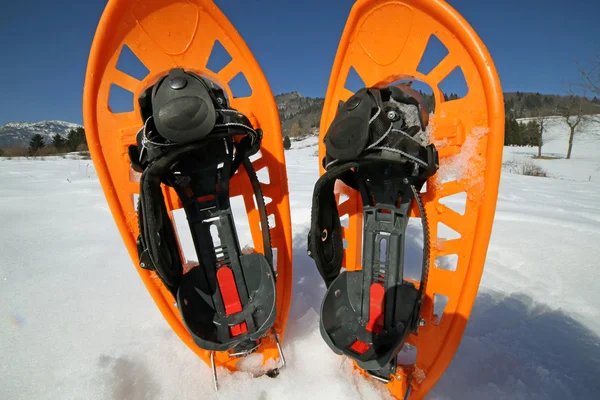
[
  {"x1": 168, "y1": 77, "x2": 187, "y2": 90},
  {"x1": 346, "y1": 95, "x2": 361, "y2": 110}
]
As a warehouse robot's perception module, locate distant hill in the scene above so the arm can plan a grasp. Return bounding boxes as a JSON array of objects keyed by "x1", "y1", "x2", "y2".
[
  {"x1": 0, "y1": 120, "x2": 81, "y2": 147},
  {"x1": 275, "y1": 92, "x2": 324, "y2": 138},
  {"x1": 274, "y1": 90, "x2": 600, "y2": 137},
  {"x1": 3, "y1": 91, "x2": 598, "y2": 145}
]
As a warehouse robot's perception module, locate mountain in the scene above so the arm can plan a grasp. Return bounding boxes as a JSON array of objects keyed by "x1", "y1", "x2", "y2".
[
  {"x1": 0, "y1": 120, "x2": 82, "y2": 147},
  {"x1": 3, "y1": 91, "x2": 597, "y2": 145},
  {"x1": 275, "y1": 92, "x2": 324, "y2": 138},
  {"x1": 274, "y1": 90, "x2": 600, "y2": 138}
]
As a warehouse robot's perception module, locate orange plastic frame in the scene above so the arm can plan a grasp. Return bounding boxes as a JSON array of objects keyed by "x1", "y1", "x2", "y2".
[
  {"x1": 319, "y1": 0, "x2": 504, "y2": 398},
  {"x1": 82, "y1": 0, "x2": 293, "y2": 372}
]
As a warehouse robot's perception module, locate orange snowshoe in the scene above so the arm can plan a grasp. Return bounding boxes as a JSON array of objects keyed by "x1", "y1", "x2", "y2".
[
  {"x1": 309, "y1": 0, "x2": 504, "y2": 398},
  {"x1": 82, "y1": 0, "x2": 292, "y2": 390}
]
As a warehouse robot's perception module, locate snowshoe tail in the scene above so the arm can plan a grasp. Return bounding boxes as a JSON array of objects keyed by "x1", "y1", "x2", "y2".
[
  {"x1": 310, "y1": 0, "x2": 504, "y2": 398},
  {"x1": 83, "y1": 0, "x2": 292, "y2": 382}
]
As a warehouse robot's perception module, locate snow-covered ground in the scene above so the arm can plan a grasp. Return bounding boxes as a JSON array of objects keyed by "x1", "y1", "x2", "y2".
[{"x1": 1, "y1": 119, "x2": 599, "y2": 399}]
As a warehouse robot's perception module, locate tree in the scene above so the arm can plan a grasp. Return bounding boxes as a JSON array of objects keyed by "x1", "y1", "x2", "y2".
[
  {"x1": 290, "y1": 122, "x2": 299, "y2": 138},
  {"x1": 504, "y1": 115, "x2": 519, "y2": 145},
  {"x1": 535, "y1": 116, "x2": 548, "y2": 157},
  {"x1": 66, "y1": 127, "x2": 86, "y2": 152},
  {"x1": 52, "y1": 134, "x2": 66, "y2": 150},
  {"x1": 283, "y1": 135, "x2": 291, "y2": 150},
  {"x1": 577, "y1": 53, "x2": 600, "y2": 98},
  {"x1": 558, "y1": 97, "x2": 588, "y2": 159},
  {"x1": 522, "y1": 120, "x2": 540, "y2": 147},
  {"x1": 29, "y1": 134, "x2": 45, "y2": 154}
]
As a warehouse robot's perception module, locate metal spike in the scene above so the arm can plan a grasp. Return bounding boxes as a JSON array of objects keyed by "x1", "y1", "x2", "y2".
[
  {"x1": 210, "y1": 351, "x2": 218, "y2": 392},
  {"x1": 339, "y1": 355, "x2": 347, "y2": 370},
  {"x1": 272, "y1": 328, "x2": 286, "y2": 370}
]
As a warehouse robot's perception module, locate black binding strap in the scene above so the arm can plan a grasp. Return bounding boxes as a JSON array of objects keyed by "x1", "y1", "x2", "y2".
[
  {"x1": 130, "y1": 68, "x2": 276, "y2": 352},
  {"x1": 308, "y1": 86, "x2": 438, "y2": 379}
]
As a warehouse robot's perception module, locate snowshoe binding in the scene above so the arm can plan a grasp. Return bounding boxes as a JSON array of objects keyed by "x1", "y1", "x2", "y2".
[
  {"x1": 131, "y1": 68, "x2": 282, "y2": 383},
  {"x1": 83, "y1": 0, "x2": 293, "y2": 389},
  {"x1": 309, "y1": 85, "x2": 438, "y2": 382},
  {"x1": 311, "y1": 0, "x2": 505, "y2": 398}
]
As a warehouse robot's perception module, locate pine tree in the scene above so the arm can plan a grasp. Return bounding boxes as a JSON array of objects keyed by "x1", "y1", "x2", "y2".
[
  {"x1": 66, "y1": 127, "x2": 87, "y2": 152},
  {"x1": 52, "y1": 134, "x2": 66, "y2": 150},
  {"x1": 29, "y1": 134, "x2": 46, "y2": 154},
  {"x1": 283, "y1": 135, "x2": 291, "y2": 150}
]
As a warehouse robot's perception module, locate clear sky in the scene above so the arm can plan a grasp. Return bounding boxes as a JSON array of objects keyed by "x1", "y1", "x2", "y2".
[{"x1": 0, "y1": 0, "x2": 598, "y2": 125}]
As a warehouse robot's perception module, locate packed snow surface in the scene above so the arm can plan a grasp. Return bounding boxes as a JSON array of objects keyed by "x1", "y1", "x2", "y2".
[{"x1": 1, "y1": 119, "x2": 599, "y2": 399}]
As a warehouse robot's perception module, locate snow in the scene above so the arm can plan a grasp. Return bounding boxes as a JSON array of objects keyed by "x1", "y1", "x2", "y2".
[{"x1": 1, "y1": 119, "x2": 600, "y2": 399}]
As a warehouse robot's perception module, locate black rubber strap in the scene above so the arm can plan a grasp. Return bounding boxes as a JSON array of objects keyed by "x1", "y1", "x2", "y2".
[{"x1": 242, "y1": 156, "x2": 273, "y2": 266}]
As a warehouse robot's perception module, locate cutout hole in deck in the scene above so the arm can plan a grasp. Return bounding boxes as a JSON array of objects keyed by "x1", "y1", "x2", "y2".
[
  {"x1": 207, "y1": 40, "x2": 232, "y2": 73},
  {"x1": 116, "y1": 44, "x2": 149, "y2": 81},
  {"x1": 433, "y1": 293, "x2": 449, "y2": 325},
  {"x1": 256, "y1": 167, "x2": 270, "y2": 184},
  {"x1": 439, "y1": 66, "x2": 469, "y2": 101},
  {"x1": 439, "y1": 191, "x2": 467, "y2": 215},
  {"x1": 108, "y1": 84, "x2": 134, "y2": 113},
  {"x1": 435, "y1": 254, "x2": 458, "y2": 272},
  {"x1": 437, "y1": 221, "x2": 461, "y2": 240},
  {"x1": 416, "y1": 34, "x2": 449, "y2": 76},
  {"x1": 396, "y1": 343, "x2": 418, "y2": 366},
  {"x1": 229, "y1": 72, "x2": 252, "y2": 98},
  {"x1": 344, "y1": 66, "x2": 366, "y2": 93}
]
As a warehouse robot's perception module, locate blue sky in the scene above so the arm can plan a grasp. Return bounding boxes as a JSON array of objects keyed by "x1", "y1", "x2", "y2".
[{"x1": 0, "y1": 0, "x2": 598, "y2": 125}]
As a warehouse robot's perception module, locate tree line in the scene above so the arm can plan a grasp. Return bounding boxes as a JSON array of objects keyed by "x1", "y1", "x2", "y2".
[{"x1": 28, "y1": 127, "x2": 87, "y2": 155}]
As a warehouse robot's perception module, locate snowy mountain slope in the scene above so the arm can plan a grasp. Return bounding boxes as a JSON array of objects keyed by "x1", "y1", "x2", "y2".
[
  {"x1": 1, "y1": 129, "x2": 599, "y2": 399},
  {"x1": 0, "y1": 120, "x2": 82, "y2": 147}
]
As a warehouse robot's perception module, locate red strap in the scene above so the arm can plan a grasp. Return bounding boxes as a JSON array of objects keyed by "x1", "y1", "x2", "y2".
[
  {"x1": 365, "y1": 283, "x2": 385, "y2": 333},
  {"x1": 349, "y1": 283, "x2": 386, "y2": 354},
  {"x1": 216, "y1": 267, "x2": 248, "y2": 336}
]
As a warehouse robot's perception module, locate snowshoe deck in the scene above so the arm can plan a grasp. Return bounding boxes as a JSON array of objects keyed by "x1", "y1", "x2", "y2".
[
  {"x1": 83, "y1": 0, "x2": 292, "y2": 381},
  {"x1": 314, "y1": 0, "x2": 504, "y2": 398}
]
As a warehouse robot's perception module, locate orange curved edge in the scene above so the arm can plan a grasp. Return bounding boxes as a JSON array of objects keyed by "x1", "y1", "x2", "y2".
[
  {"x1": 83, "y1": 0, "x2": 292, "y2": 372},
  {"x1": 319, "y1": 0, "x2": 504, "y2": 398}
]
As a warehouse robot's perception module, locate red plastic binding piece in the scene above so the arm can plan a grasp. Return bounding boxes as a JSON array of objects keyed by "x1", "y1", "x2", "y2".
[{"x1": 216, "y1": 267, "x2": 248, "y2": 336}]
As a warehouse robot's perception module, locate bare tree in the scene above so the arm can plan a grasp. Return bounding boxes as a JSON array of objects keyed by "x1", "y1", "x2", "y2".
[
  {"x1": 290, "y1": 121, "x2": 299, "y2": 137},
  {"x1": 536, "y1": 115, "x2": 549, "y2": 157},
  {"x1": 558, "y1": 97, "x2": 589, "y2": 159},
  {"x1": 577, "y1": 54, "x2": 600, "y2": 98}
]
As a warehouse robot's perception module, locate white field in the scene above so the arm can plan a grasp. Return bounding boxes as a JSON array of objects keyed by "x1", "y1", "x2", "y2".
[{"x1": 1, "y1": 117, "x2": 599, "y2": 399}]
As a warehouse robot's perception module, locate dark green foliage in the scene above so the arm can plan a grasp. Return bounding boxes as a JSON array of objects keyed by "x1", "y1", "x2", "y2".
[
  {"x1": 28, "y1": 134, "x2": 45, "y2": 154},
  {"x1": 52, "y1": 133, "x2": 66, "y2": 150},
  {"x1": 504, "y1": 116, "x2": 540, "y2": 146},
  {"x1": 0, "y1": 148, "x2": 4, "y2": 157},
  {"x1": 283, "y1": 135, "x2": 291, "y2": 150},
  {"x1": 66, "y1": 127, "x2": 87, "y2": 152}
]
